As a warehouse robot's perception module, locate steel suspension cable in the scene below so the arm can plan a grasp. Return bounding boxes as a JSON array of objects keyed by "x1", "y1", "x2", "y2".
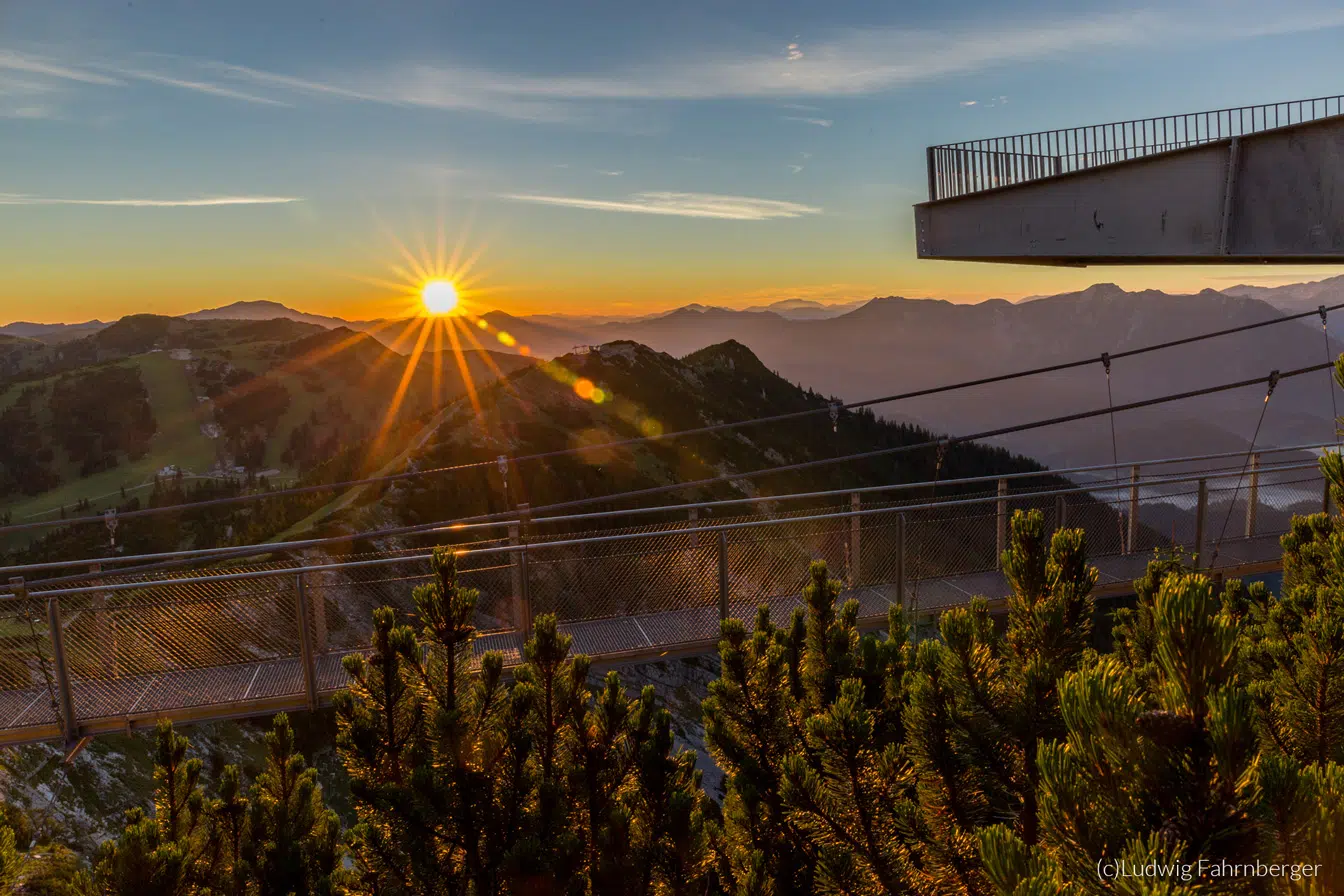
[
  {"x1": 1322, "y1": 306, "x2": 1339, "y2": 444},
  {"x1": 9, "y1": 362, "x2": 1329, "y2": 593},
  {"x1": 1100, "y1": 352, "x2": 1129, "y2": 552},
  {"x1": 1207, "y1": 372, "x2": 1278, "y2": 571},
  {"x1": 5, "y1": 303, "x2": 1341, "y2": 538}
]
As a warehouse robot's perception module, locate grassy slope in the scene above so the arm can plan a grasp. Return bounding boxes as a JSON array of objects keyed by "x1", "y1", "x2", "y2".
[
  {"x1": 0, "y1": 354, "x2": 220, "y2": 522},
  {"x1": 0, "y1": 317, "x2": 532, "y2": 529}
]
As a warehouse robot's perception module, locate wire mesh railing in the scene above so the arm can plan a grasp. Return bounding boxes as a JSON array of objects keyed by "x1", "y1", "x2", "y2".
[
  {"x1": 926, "y1": 93, "x2": 1344, "y2": 200},
  {"x1": 0, "y1": 455, "x2": 1330, "y2": 745}
]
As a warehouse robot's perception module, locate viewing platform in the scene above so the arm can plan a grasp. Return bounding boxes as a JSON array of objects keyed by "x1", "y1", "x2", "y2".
[{"x1": 915, "y1": 94, "x2": 1344, "y2": 265}]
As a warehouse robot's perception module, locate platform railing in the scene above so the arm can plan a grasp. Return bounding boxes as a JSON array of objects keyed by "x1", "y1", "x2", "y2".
[{"x1": 926, "y1": 94, "x2": 1344, "y2": 200}]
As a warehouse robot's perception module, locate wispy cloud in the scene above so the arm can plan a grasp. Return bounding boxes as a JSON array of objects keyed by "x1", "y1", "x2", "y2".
[
  {"x1": 788, "y1": 164, "x2": 804, "y2": 174},
  {"x1": 0, "y1": 49, "x2": 288, "y2": 108},
  {"x1": 0, "y1": 50, "x2": 122, "y2": 86},
  {"x1": 0, "y1": 105, "x2": 56, "y2": 119},
  {"x1": 254, "y1": 4, "x2": 1344, "y2": 106},
  {"x1": 102, "y1": 67, "x2": 290, "y2": 106},
  {"x1": 960, "y1": 100, "x2": 977, "y2": 107},
  {"x1": 3, "y1": 3, "x2": 1340, "y2": 125},
  {"x1": 782, "y1": 115, "x2": 832, "y2": 127},
  {"x1": 0, "y1": 194, "x2": 302, "y2": 207},
  {"x1": 497, "y1": 191, "x2": 821, "y2": 220},
  {"x1": 596, "y1": 169, "x2": 624, "y2": 176}
]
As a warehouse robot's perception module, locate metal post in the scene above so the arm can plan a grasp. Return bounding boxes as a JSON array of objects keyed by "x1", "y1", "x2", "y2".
[
  {"x1": 1325, "y1": 476, "x2": 1333, "y2": 515},
  {"x1": 310, "y1": 576, "x2": 327, "y2": 654},
  {"x1": 1055, "y1": 495, "x2": 1068, "y2": 532},
  {"x1": 519, "y1": 545, "x2": 533, "y2": 638},
  {"x1": 716, "y1": 531, "x2": 730, "y2": 621},
  {"x1": 849, "y1": 493, "x2": 861, "y2": 587},
  {"x1": 996, "y1": 479, "x2": 1008, "y2": 566},
  {"x1": 294, "y1": 572, "x2": 317, "y2": 711},
  {"x1": 1194, "y1": 479, "x2": 1208, "y2": 568},
  {"x1": 89, "y1": 563, "x2": 116, "y2": 677},
  {"x1": 895, "y1": 513, "x2": 907, "y2": 616},
  {"x1": 926, "y1": 146, "x2": 938, "y2": 201},
  {"x1": 1245, "y1": 454, "x2": 1260, "y2": 537},
  {"x1": 43, "y1": 591, "x2": 77, "y2": 744},
  {"x1": 508, "y1": 523, "x2": 524, "y2": 630},
  {"x1": 1128, "y1": 465, "x2": 1140, "y2": 554},
  {"x1": 689, "y1": 507, "x2": 699, "y2": 550},
  {"x1": 518, "y1": 503, "x2": 533, "y2": 638}
]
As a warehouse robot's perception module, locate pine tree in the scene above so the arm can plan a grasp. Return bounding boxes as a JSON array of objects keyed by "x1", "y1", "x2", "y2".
[
  {"x1": 212, "y1": 766, "x2": 250, "y2": 896},
  {"x1": 703, "y1": 561, "x2": 915, "y2": 895},
  {"x1": 701, "y1": 601, "x2": 817, "y2": 895},
  {"x1": 244, "y1": 713, "x2": 342, "y2": 895},
  {"x1": 93, "y1": 720, "x2": 224, "y2": 895},
  {"x1": 981, "y1": 572, "x2": 1267, "y2": 895},
  {"x1": 92, "y1": 716, "x2": 340, "y2": 896},
  {"x1": 1240, "y1": 450, "x2": 1344, "y2": 765},
  {"x1": 901, "y1": 509, "x2": 1096, "y2": 895},
  {"x1": 336, "y1": 545, "x2": 710, "y2": 895},
  {"x1": 1, "y1": 814, "x2": 19, "y2": 894},
  {"x1": 1110, "y1": 547, "x2": 1190, "y2": 688}
]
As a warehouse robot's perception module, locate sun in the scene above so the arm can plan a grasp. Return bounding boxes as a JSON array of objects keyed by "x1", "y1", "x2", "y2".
[{"x1": 421, "y1": 279, "x2": 459, "y2": 315}]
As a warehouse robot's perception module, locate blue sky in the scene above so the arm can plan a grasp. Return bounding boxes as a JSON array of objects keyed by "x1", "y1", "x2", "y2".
[{"x1": 3, "y1": 0, "x2": 1344, "y2": 322}]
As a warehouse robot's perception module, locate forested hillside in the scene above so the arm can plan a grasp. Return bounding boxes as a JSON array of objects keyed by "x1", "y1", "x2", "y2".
[{"x1": 0, "y1": 314, "x2": 530, "y2": 553}]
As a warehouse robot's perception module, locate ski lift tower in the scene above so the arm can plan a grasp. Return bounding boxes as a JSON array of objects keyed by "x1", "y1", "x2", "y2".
[{"x1": 915, "y1": 94, "x2": 1344, "y2": 265}]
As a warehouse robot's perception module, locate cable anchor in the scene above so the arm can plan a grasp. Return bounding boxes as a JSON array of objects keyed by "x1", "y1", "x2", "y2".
[
  {"x1": 828, "y1": 401, "x2": 840, "y2": 433},
  {"x1": 1101, "y1": 352, "x2": 1111, "y2": 377},
  {"x1": 1321, "y1": 305, "x2": 1329, "y2": 328},
  {"x1": 1267, "y1": 370, "x2": 1280, "y2": 400},
  {"x1": 103, "y1": 509, "x2": 118, "y2": 550}
]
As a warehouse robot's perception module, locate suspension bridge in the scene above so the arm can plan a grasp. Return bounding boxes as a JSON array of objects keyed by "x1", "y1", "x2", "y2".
[{"x1": 0, "y1": 442, "x2": 1329, "y2": 749}]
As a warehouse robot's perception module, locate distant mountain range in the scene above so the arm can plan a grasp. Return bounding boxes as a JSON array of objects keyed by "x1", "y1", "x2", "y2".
[
  {"x1": 6, "y1": 275, "x2": 1344, "y2": 468},
  {"x1": 1220, "y1": 274, "x2": 1344, "y2": 333},
  {"x1": 181, "y1": 299, "x2": 381, "y2": 331}
]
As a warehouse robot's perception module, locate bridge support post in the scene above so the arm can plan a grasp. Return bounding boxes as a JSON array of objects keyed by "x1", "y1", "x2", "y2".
[
  {"x1": 849, "y1": 493, "x2": 861, "y2": 587},
  {"x1": 996, "y1": 480, "x2": 1008, "y2": 567},
  {"x1": 716, "y1": 531, "x2": 730, "y2": 622},
  {"x1": 689, "y1": 508, "x2": 699, "y2": 550},
  {"x1": 895, "y1": 513, "x2": 907, "y2": 617},
  {"x1": 89, "y1": 563, "x2": 116, "y2": 678},
  {"x1": 43, "y1": 591, "x2": 78, "y2": 746},
  {"x1": 509, "y1": 523, "x2": 524, "y2": 630},
  {"x1": 1245, "y1": 455, "x2": 1259, "y2": 537},
  {"x1": 1055, "y1": 495, "x2": 1068, "y2": 532},
  {"x1": 518, "y1": 503, "x2": 533, "y2": 639},
  {"x1": 1128, "y1": 466, "x2": 1140, "y2": 554},
  {"x1": 1195, "y1": 479, "x2": 1208, "y2": 569},
  {"x1": 294, "y1": 572, "x2": 317, "y2": 712}
]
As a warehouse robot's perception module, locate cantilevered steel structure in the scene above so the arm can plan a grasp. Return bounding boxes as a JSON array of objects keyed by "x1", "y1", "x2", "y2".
[{"x1": 915, "y1": 94, "x2": 1344, "y2": 265}]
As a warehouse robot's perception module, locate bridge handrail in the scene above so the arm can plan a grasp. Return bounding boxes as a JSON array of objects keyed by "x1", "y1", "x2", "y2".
[
  {"x1": 14, "y1": 458, "x2": 1323, "y2": 599},
  {"x1": 1, "y1": 439, "x2": 1335, "y2": 581}
]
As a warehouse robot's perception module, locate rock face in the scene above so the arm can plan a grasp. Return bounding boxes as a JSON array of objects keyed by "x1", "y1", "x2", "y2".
[
  {"x1": 599, "y1": 654, "x2": 723, "y2": 796},
  {"x1": 1, "y1": 713, "x2": 350, "y2": 857}
]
